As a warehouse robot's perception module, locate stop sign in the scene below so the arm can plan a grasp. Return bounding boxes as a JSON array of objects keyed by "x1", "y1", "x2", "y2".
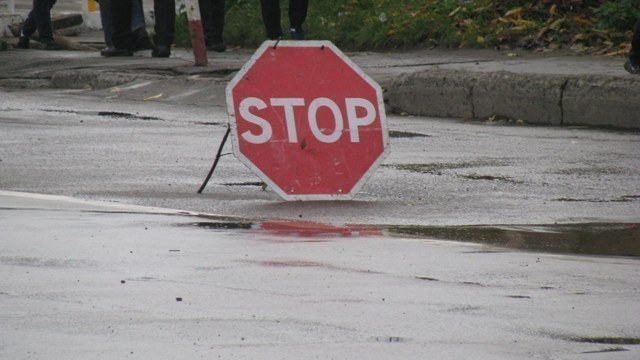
[{"x1": 226, "y1": 40, "x2": 389, "y2": 200}]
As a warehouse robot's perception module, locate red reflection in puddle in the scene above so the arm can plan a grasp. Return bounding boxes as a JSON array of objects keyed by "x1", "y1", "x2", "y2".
[
  {"x1": 246, "y1": 259, "x2": 383, "y2": 274},
  {"x1": 258, "y1": 219, "x2": 383, "y2": 238}
]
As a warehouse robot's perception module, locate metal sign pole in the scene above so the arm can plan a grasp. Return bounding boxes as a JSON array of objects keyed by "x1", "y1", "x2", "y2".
[{"x1": 197, "y1": 125, "x2": 231, "y2": 193}]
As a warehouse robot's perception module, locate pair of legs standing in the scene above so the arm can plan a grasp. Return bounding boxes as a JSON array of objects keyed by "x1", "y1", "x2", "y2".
[
  {"x1": 199, "y1": 0, "x2": 226, "y2": 51},
  {"x1": 99, "y1": 0, "x2": 151, "y2": 50},
  {"x1": 105, "y1": 0, "x2": 175, "y2": 57},
  {"x1": 625, "y1": 18, "x2": 640, "y2": 74},
  {"x1": 260, "y1": 0, "x2": 308, "y2": 40},
  {"x1": 17, "y1": 0, "x2": 60, "y2": 49}
]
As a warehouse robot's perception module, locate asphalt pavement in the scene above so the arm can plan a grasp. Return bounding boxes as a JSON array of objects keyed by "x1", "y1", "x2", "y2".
[
  {"x1": 2, "y1": 190, "x2": 639, "y2": 359},
  {"x1": 1, "y1": 13, "x2": 639, "y2": 129},
  {"x1": 2, "y1": 8, "x2": 640, "y2": 359}
]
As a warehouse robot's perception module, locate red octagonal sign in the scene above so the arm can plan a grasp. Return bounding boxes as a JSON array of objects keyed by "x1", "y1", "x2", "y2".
[{"x1": 226, "y1": 41, "x2": 389, "y2": 200}]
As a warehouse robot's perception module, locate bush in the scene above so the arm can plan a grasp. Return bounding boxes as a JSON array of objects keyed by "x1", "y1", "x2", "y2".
[
  {"x1": 175, "y1": 0, "x2": 635, "y2": 51},
  {"x1": 595, "y1": 0, "x2": 640, "y2": 32}
]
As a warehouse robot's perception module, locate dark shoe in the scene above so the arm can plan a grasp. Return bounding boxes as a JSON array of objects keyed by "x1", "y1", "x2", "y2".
[
  {"x1": 289, "y1": 27, "x2": 304, "y2": 40},
  {"x1": 133, "y1": 36, "x2": 153, "y2": 51},
  {"x1": 624, "y1": 59, "x2": 640, "y2": 75},
  {"x1": 206, "y1": 42, "x2": 226, "y2": 52},
  {"x1": 152, "y1": 45, "x2": 170, "y2": 58},
  {"x1": 100, "y1": 46, "x2": 133, "y2": 57},
  {"x1": 132, "y1": 27, "x2": 153, "y2": 51},
  {"x1": 41, "y1": 41, "x2": 62, "y2": 51},
  {"x1": 16, "y1": 36, "x2": 29, "y2": 49}
]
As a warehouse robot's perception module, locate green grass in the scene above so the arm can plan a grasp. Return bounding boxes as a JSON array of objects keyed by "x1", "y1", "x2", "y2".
[{"x1": 174, "y1": 0, "x2": 638, "y2": 51}]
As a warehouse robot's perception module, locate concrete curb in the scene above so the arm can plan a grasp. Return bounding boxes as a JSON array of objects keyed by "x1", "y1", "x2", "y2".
[
  {"x1": 1, "y1": 43, "x2": 638, "y2": 130},
  {"x1": 386, "y1": 70, "x2": 640, "y2": 129}
]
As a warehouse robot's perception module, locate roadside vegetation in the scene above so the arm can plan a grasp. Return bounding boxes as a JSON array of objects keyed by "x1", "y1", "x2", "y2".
[{"x1": 176, "y1": 0, "x2": 639, "y2": 55}]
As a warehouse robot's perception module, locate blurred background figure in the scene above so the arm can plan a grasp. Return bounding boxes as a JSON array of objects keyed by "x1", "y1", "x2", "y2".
[
  {"x1": 260, "y1": 0, "x2": 308, "y2": 40},
  {"x1": 16, "y1": 0, "x2": 61, "y2": 50},
  {"x1": 624, "y1": 18, "x2": 640, "y2": 75},
  {"x1": 98, "y1": 0, "x2": 152, "y2": 55},
  {"x1": 102, "y1": 0, "x2": 175, "y2": 58},
  {"x1": 198, "y1": 0, "x2": 226, "y2": 52}
]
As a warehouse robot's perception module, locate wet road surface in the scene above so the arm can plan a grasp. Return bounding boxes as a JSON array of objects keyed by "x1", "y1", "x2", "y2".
[
  {"x1": 1, "y1": 89, "x2": 639, "y2": 227},
  {"x1": 1, "y1": 87, "x2": 639, "y2": 358},
  {"x1": 1, "y1": 191, "x2": 639, "y2": 359}
]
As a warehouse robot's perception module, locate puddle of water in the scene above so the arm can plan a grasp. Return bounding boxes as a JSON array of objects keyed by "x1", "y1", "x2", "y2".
[
  {"x1": 582, "y1": 347, "x2": 628, "y2": 354},
  {"x1": 184, "y1": 219, "x2": 639, "y2": 257},
  {"x1": 188, "y1": 221, "x2": 254, "y2": 230},
  {"x1": 387, "y1": 223, "x2": 640, "y2": 257},
  {"x1": 370, "y1": 336, "x2": 409, "y2": 343},
  {"x1": 97, "y1": 111, "x2": 161, "y2": 121},
  {"x1": 0, "y1": 256, "x2": 94, "y2": 268},
  {"x1": 259, "y1": 220, "x2": 382, "y2": 238},
  {"x1": 186, "y1": 219, "x2": 382, "y2": 239},
  {"x1": 571, "y1": 337, "x2": 640, "y2": 345},
  {"x1": 554, "y1": 195, "x2": 639, "y2": 203},
  {"x1": 41, "y1": 109, "x2": 162, "y2": 121},
  {"x1": 388, "y1": 130, "x2": 431, "y2": 138},
  {"x1": 243, "y1": 259, "x2": 383, "y2": 274},
  {"x1": 458, "y1": 174, "x2": 523, "y2": 183},
  {"x1": 222, "y1": 181, "x2": 265, "y2": 187},
  {"x1": 384, "y1": 159, "x2": 510, "y2": 175}
]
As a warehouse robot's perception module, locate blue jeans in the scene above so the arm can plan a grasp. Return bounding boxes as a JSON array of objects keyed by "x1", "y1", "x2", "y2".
[
  {"x1": 99, "y1": 0, "x2": 146, "y2": 47},
  {"x1": 111, "y1": 0, "x2": 174, "y2": 49}
]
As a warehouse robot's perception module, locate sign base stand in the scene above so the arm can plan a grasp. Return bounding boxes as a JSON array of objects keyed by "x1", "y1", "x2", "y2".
[{"x1": 197, "y1": 126, "x2": 231, "y2": 193}]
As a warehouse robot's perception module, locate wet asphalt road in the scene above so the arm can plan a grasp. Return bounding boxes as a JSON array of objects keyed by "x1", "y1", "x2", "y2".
[
  {"x1": 1, "y1": 192, "x2": 640, "y2": 359},
  {"x1": 1, "y1": 88, "x2": 639, "y2": 227},
  {"x1": 2, "y1": 88, "x2": 640, "y2": 359}
]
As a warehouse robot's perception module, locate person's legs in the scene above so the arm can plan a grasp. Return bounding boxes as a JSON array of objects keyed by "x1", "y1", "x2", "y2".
[
  {"x1": 198, "y1": 0, "x2": 213, "y2": 44},
  {"x1": 288, "y1": 0, "x2": 307, "y2": 39},
  {"x1": 21, "y1": 9, "x2": 38, "y2": 38},
  {"x1": 130, "y1": 0, "x2": 152, "y2": 51},
  {"x1": 153, "y1": 0, "x2": 176, "y2": 46},
  {"x1": 288, "y1": 0, "x2": 307, "y2": 30},
  {"x1": 130, "y1": 0, "x2": 146, "y2": 31},
  {"x1": 625, "y1": 18, "x2": 640, "y2": 74},
  {"x1": 260, "y1": 0, "x2": 282, "y2": 39},
  {"x1": 17, "y1": 8, "x2": 37, "y2": 48},
  {"x1": 98, "y1": 0, "x2": 114, "y2": 47},
  {"x1": 33, "y1": 0, "x2": 57, "y2": 43},
  {"x1": 630, "y1": 18, "x2": 640, "y2": 66},
  {"x1": 210, "y1": 0, "x2": 225, "y2": 44},
  {"x1": 103, "y1": 0, "x2": 134, "y2": 55},
  {"x1": 153, "y1": 0, "x2": 175, "y2": 54}
]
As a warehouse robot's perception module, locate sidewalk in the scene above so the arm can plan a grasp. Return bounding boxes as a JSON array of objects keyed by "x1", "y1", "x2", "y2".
[{"x1": 1, "y1": 23, "x2": 639, "y2": 129}]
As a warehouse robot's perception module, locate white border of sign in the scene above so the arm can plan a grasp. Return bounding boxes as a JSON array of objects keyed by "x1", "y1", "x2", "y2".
[{"x1": 226, "y1": 40, "x2": 389, "y2": 201}]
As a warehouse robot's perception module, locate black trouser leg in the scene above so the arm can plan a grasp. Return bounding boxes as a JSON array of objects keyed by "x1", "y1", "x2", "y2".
[
  {"x1": 198, "y1": 0, "x2": 223, "y2": 44},
  {"x1": 210, "y1": 0, "x2": 225, "y2": 43},
  {"x1": 198, "y1": 0, "x2": 213, "y2": 44},
  {"x1": 154, "y1": 0, "x2": 175, "y2": 46},
  {"x1": 630, "y1": 18, "x2": 640, "y2": 65},
  {"x1": 288, "y1": 0, "x2": 307, "y2": 29},
  {"x1": 23, "y1": 0, "x2": 57, "y2": 41},
  {"x1": 260, "y1": 0, "x2": 282, "y2": 39},
  {"x1": 21, "y1": 9, "x2": 38, "y2": 37},
  {"x1": 111, "y1": 0, "x2": 133, "y2": 49},
  {"x1": 99, "y1": 0, "x2": 113, "y2": 46}
]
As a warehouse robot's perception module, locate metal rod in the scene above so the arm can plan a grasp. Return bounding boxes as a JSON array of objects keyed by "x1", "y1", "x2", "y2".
[{"x1": 197, "y1": 125, "x2": 231, "y2": 194}]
